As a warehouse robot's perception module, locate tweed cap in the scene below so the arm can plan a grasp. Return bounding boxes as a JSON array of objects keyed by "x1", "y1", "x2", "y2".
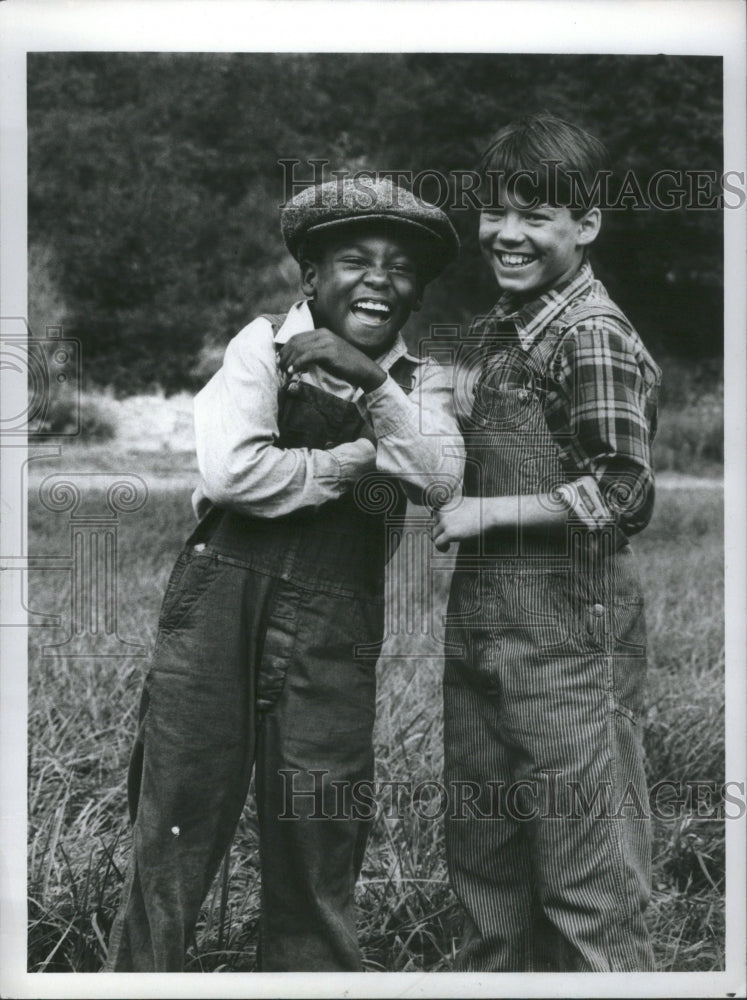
[{"x1": 281, "y1": 176, "x2": 459, "y2": 280}]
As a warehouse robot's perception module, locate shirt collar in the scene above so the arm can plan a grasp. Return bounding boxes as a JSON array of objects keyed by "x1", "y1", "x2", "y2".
[
  {"x1": 488, "y1": 261, "x2": 595, "y2": 350},
  {"x1": 275, "y1": 299, "x2": 415, "y2": 373},
  {"x1": 273, "y1": 300, "x2": 317, "y2": 344}
]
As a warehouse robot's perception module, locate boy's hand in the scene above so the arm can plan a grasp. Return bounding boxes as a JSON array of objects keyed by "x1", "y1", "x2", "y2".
[
  {"x1": 278, "y1": 328, "x2": 386, "y2": 393},
  {"x1": 431, "y1": 497, "x2": 484, "y2": 551}
]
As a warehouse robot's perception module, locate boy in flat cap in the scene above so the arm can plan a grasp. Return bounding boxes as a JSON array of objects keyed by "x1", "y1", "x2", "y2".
[{"x1": 106, "y1": 177, "x2": 463, "y2": 972}]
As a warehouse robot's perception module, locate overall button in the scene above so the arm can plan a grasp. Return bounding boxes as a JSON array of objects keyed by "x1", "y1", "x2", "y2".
[
  {"x1": 193, "y1": 543, "x2": 206, "y2": 553},
  {"x1": 591, "y1": 603, "x2": 605, "y2": 616},
  {"x1": 517, "y1": 388, "x2": 529, "y2": 402},
  {"x1": 324, "y1": 440, "x2": 335, "y2": 449},
  {"x1": 287, "y1": 380, "x2": 300, "y2": 394}
]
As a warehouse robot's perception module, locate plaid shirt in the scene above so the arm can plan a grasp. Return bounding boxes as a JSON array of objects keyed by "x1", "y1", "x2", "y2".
[{"x1": 474, "y1": 262, "x2": 661, "y2": 536}]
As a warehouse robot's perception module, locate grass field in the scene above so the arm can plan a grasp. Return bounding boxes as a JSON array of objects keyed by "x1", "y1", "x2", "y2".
[{"x1": 26, "y1": 449, "x2": 725, "y2": 973}]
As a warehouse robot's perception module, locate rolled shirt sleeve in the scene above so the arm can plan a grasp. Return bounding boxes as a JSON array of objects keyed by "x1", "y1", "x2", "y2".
[
  {"x1": 554, "y1": 322, "x2": 659, "y2": 536},
  {"x1": 193, "y1": 318, "x2": 377, "y2": 518}
]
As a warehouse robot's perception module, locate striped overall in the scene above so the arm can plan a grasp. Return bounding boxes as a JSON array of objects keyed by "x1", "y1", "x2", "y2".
[
  {"x1": 443, "y1": 310, "x2": 655, "y2": 971},
  {"x1": 105, "y1": 340, "x2": 414, "y2": 972}
]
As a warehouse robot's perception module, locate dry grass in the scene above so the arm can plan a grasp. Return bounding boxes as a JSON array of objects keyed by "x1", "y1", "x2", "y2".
[{"x1": 26, "y1": 462, "x2": 725, "y2": 973}]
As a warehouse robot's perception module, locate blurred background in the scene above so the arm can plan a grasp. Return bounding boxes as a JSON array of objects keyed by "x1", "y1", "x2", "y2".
[{"x1": 28, "y1": 53, "x2": 723, "y2": 455}]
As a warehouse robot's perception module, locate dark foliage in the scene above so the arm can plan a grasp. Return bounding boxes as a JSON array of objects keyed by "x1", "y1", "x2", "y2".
[{"x1": 28, "y1": 53, "x2": 723, "y2": 392}]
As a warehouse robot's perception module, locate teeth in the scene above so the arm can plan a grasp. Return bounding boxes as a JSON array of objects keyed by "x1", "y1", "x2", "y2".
[
  {"x1": 499, "y1": 253, "x2": 534, "y2": 267},
  {"x1": 355, "y1": 300, "x2": 391, "y2": 314}
]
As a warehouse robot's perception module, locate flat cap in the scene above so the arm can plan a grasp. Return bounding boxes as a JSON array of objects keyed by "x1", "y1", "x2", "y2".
[{"x1": 281, "y1": 176, "x2": 459, "y2": 280}]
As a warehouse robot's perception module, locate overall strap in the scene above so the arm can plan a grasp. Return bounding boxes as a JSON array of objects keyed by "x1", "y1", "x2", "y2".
[
  {"x1": 388, "y1": 355, "x2": 419, "y2": 396},
  {"x1": 517, "y1": 297, "x2": 637, "y2": 410},
  {"x1": 546, "y1": 298, "x2": 637, "y2": 383},
  {"x1": 559, "y1": 298, "x2": 633, "y2": 329}
]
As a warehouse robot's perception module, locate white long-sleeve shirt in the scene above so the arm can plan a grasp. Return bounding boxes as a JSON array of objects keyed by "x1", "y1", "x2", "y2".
[{"x1": 192, "y1": 301, "x2": 464, "y2": 519}]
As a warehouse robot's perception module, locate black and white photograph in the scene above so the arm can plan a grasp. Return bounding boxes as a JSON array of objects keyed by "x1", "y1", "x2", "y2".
[{"x1": 1, "y1": 1, "x2": 745, "y2": 997}]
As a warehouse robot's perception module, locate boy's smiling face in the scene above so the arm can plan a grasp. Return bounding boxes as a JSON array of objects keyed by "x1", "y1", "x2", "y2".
[
  {"x1": 301, "y1": 225, "x2": 423, "y2": 357},
  {"x1": 479, "y1": 187, "x2": 600, "y2": 301}
]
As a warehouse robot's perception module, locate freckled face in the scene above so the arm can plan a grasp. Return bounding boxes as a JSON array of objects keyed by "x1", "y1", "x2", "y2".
[
  {"x1": 301, "y1": 228, "x2": 423, "y2": 356},
  {"x1": 479, "y1": 187, "x2": 600, "y2": 300}
]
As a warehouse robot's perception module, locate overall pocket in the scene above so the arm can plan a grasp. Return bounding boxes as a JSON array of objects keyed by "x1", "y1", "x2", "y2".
[{"x1": 157, "y1": 546, "x2": 221, "y2": 634}]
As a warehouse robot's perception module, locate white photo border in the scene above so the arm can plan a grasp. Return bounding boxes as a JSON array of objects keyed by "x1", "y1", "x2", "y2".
[{"x1": 1, "y1": 1, "x2": 745, "y2": 998}]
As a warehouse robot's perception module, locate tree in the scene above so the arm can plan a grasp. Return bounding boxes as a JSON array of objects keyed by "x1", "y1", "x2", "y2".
[{"x1": 28, "y1": 53, "x2": 724, "y2": 392}]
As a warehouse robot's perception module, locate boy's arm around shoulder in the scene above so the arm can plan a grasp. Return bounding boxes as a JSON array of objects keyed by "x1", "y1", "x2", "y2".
[
  {"x1": 556, "y1": 312, "x2": 661, "y2": 536},
  {"x1": 194, "y1": 318, "x2": 377, "y2": 518},
  {"x1": 363, "y1": 357, "x2": 465, "y2": 507}
]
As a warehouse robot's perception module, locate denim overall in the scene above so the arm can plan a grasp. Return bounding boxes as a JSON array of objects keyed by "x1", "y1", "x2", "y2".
[
  {"x1": 443, "y1": 304, "x2": 655, "y2": 971},
  {"x1": 106, "y1": 323, "x2": 414, "y2": 972}
]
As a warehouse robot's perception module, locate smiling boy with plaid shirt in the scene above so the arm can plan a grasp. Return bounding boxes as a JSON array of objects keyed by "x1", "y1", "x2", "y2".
[{"x1": 433, "y1": 114, "x2": 661, "y2": 971}]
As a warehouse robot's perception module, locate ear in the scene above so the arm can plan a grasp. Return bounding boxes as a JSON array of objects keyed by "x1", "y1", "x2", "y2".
[
  {"x1": 576, "y1": 207, "x2": 601, "y2": 247},
  {"x1": 300, "y1": 260, "x2": 317, "y2": 299}
]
